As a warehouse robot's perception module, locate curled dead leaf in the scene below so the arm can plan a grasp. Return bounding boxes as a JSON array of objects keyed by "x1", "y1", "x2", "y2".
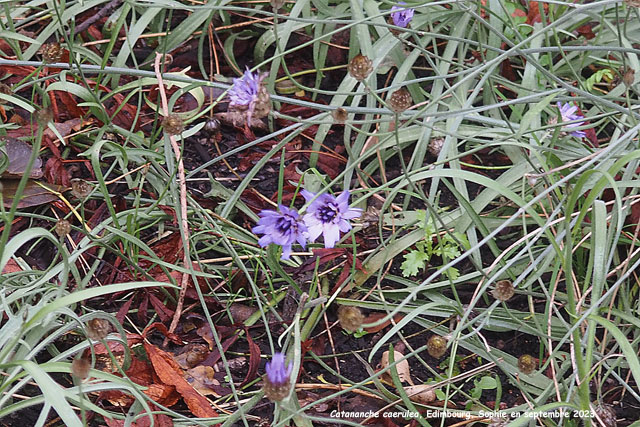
[
  {"x1": 184, "y1": 365, "x2": 221, "y2": 397},
  {"x1": 380, "y1": 350, "x2": 414, "y2": 386},
  {"x1": 404, "y1": 384, "x2": 436, "y2": 404}
]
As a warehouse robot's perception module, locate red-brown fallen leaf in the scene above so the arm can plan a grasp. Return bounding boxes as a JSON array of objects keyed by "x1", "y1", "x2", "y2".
[
  {"x1": 363, "y1": 312, "x2": 406, "y2": 333},
  {"x1": 240, "y1": 328, "x2": 260, "y2": 386},
  {"x1": 576, "y1": 23, "x2": 596, "y2": 40},
  {"x1": 44, "y1": 156, "x2": 70, "y2": 186},
  {"x1": 43, "y1": 118, "x2": 86, "y2": 146},
  {"x1": 526, "y1": 1, "x2": 548, "y2": 25},
  {"x1": 143, "y1": 342, "x2": 218, "y2": 418},
  {"x1": 91, "y1": 334, "x2": 143, "y2": 356},
  {"x1": 2, "y1": 258, "x2": 22, "y2": 274},
  {"x1": 104, "y1": 411, "x2": 173, "y2": 427},
  {"x1": 142, "y1": 322, "x2": 182, "y2": 345}
]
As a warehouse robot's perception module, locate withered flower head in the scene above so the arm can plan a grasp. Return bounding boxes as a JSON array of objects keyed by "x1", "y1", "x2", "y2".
[
  {"x1": 332, "y1": 107, "x2": 348, "y2": 124},
  {"x1": 162, "y1": 114, "x2": 185, "y2": 135},
  {"x1": 55, "y1": 219, "x2": 72, "y2": 237},
  {"x1": 491, "y1": 280, "x2": 515, "y2": 302},
  {"x1": 228, "y1": 68, "x2": 271, "y2": 121},
  {"x1": 337, "y1": 305, "x2": 365, "y2": 333},
  {"x1": 623, "y1": 67, "x2": 635, "y2": 87},
  {"x1": 348, "y1": 54, "x2": 373, "y2": 81},
  {"x1": 41, "y1": 42, "x2": 63, "y2": 64},
  {"x1": 36, "y1": 107, "x2": 54, "y2": 126},
  {"x1": 0, "y1": 83, "x2": 11, "y2": 104},
  {"x1": 71, "y1": 357, "x2": 91, "y2": 380},
  {"x1": 427, "y1": 335, "x2": 447, "y2": 358},
  {"x1": 517, "y1": 354, "x2": 536, "y2": 374},
  {"x1": 86, "y1": 318, "x2": 111, "y2": 341},
  {"x1": 388, "y1": 88, "x2": 412, "y2": 113},
  {"x1": 428, "y1": 137, "x2": 444, "y2": 157},
  {"x1": 203, "y1": 118, "x2": 220, "y2": 134},
  {"x1": 71, "y1": 178, "x2": 92, "y2": 199}
]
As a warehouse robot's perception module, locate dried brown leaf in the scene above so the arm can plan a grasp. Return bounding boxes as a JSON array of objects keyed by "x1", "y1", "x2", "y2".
[
  {"x1": 380, "y1": 350, "x2": 413, "y2": 386},
  {"x1": 143, "y1": 342, "x2": 218, "y2": 418}
]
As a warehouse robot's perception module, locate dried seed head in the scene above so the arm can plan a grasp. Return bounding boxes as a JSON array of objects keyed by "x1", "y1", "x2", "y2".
[
  {"x1": 332, "y1": 107, "x2": 348, "y2": 124},
  {"x1": 428, "y1": 138, "x2": 444, "y2": 157},
  {"x1": 55, "y1": 219, "x2": 72, "y2": 237},
  {"x1": 71, "y1": 178, "x2": 92, "y2": 199},
  {"x1": 517, "y1": 354, "x2": 536, "y2": 374},
  {"x1": 426, "y1": 335, "x2": 447, "y2": 358},
  {"x1": 593, "y1": 403, "x2": 617, "y2": 427},
  {"x1": 41, "y1": 42, "x2": 63, "y2": 64},
  {"x1": 337, "y1": 305, "x2": 365, "y2": 333},
  {"x1": 271, "y1": 0, "x2": 286, "y2": 10},
  {"x1": 388, "y1": 88, "x2": 412, "y2": 113},
  {"x1": 0, "y1": 82, "x2": 11, "y2": 104},
  {"x1": 491, "y1": 280, "x2": 515, "y2": 301},
  {"x1": 71, "y1": 357, "x2": 91, "y2": 380},
  {"x1": 162, "y1": 114, "x2": 185, "y2": 135},
  {"x1": 252, "y1": 84, "x2": 271, "y2": 120},
  {"x1": 623, "y1": 67, "x2": 635, "y2": 87},
  {"x1": 348, "y1": 54, "x2": 373, "y2": 81},
  {"x1": 37, "y1": 107, "x2": 54, "y2": 126},
  {"x1": 86, "y1": 318, "x2": 111, "y2": 341}
]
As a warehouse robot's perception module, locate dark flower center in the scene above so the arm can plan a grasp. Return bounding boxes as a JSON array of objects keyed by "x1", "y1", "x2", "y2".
[
  {"x1": 318, "y1": 203, "x2": 338, "y2": 223},
  {"x1": 276, "y1": 215, "x2": 295, "y2": 234}
]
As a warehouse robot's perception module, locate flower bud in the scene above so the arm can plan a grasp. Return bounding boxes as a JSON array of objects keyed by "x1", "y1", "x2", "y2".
[
  {"x1": 55, "y1": 219, "x2": 71, "y2": 237},
  {"x1": 427, "y1": 335, "x2": 447, "y2": 358},
  {"x1": 337, "y1": 305, "x2": 364, "y2": 333},
  {"x1": 263, "y1": 352, "x2": 292, "y2": 402},
  {"x1": 41, "y1": 42, "x2": 63, "y2": 64},
  {"x1": 71, "y1": 178, "x2": 92, "y2": 199},
  {"x1": 162, "y1": 114, "x2": 185, "y2": 135},
  {"x1": 428, "y1": 138, "x2": 444, "y2": 157},
  {"x1": 203, "y1": 118, "x2": 220, "y2": 134},
  {"x1": 348, "y1": 54, "x2": 373, "y2": 81},
  {"x1": 332, "y1": 107, "x2": 348, "y2": 124},
  {"x1": 491, "y1": 280, "x2": 514, "y2": 301},
  {"x1": 517, "y1": 354, "x2": 536, "y2": 374},
  {"x1": 271, "y1": 0, "x2": 286, "y2": 10},
  {"x1": 388, "y1": 88, "x2": 412, "y2": 113},
  {"x1": 71, "y1": 357, "x2": 91, "y2": 380},
  {"x1": 86, "y1": 318, "x2": 111, "y2": 341},
  {"x1": 593, "y1": 403, "x2": 617, "y2": 426}
]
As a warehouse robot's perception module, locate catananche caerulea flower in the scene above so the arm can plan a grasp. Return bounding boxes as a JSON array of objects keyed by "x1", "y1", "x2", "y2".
[
  {"x1": 391, "y1": 2, "x2": 415, "y2": 28},
  {"x1": 252, "y1": 205, "x2": 307, "y2": 260},
  {"x1": 557, "y1": 102, "x2": 586, "y2": 138},
  {"x1": 263, "y1": 352, "x2": 293, "y2": 401},
  {"x1": 302, "y1": 190, "x2": 362, "y2": 248},
  {"x1": 228, "y1": 68, "x2": 262, "y2": 107}
]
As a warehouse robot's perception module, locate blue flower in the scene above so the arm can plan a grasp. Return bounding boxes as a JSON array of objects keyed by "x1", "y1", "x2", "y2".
[
  {"x1": 265, "y1": 352, "x2": 292, "y2": 386},
  {"x1": 302, "y1": 190, "x2": 362, "y2": 248},
  {"x1": 228, "y1": 68, "x2": 262, "y2": 107},
  {"x1": 391, "y1": 2, "x2": 415, "y2": 28},
  {"x1": 557, "y1": 102, "x2": 586, "y2": 138},
  {"x1": 252, "y1": 205, "x2": 307, "y2": 260}
]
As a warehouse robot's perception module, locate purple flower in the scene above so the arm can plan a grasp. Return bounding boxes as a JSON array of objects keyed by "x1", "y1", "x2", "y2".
[
  {"x1": 265, "y1": 352, "x2": 292, "y2": 386},
  {"x1": 228, "y1": 68, "x2": 262, "y2": 107},
  {"x1": 391, "y1": 2, "x2": 415, "y2": 28},
  {"x1": 557, "y1": 102, "x2": 586, "y2": 138},
  {"x1": 302, "y1": 190, "x2": 362, "y2": 248},
  {"x1": 252, "y1": 205, "x2": 307, "y2": 260}
]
